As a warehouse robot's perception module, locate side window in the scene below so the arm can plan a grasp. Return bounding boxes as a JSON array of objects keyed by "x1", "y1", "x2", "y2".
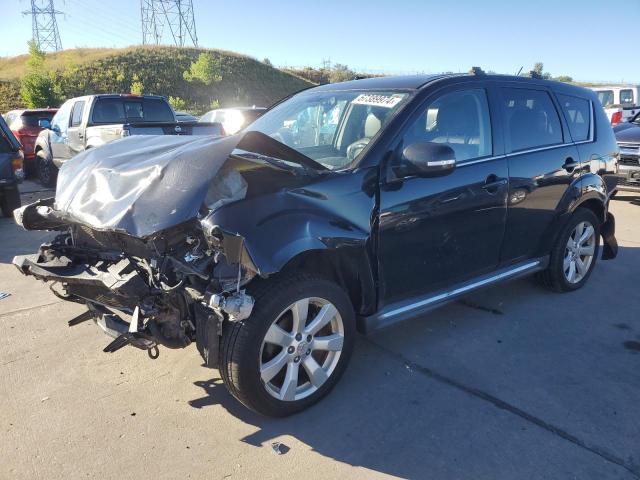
[
  {"x1": 51, "y1": 100, "x2": 73, "y2": 135},
  {"x1": 596, "y1": 90, "x2": 614, "y2": 107},
  {"x1": 556, "y1": 94, "x2": 590, "y2": 142},
  {"x1": 402, "y1": 88, "x2": 492, "y2": 162},
  {"x1": 620, "y1": 89, "x2": 634, "y2": 105},
  {"x1": 70, "y1": 101, "x2": 85, "y2": 127},
  {"x1": 501, "y1": 88, "x2": 562, "y2": 152}
]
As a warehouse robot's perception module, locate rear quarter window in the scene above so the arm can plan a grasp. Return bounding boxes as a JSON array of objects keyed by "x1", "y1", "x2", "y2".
[
  {"x1": 556, "y1": 94, "x2": 591, "y2": 142},
  {"x1": 501, "y1": 87, "x2": 563, "y2": 152}
]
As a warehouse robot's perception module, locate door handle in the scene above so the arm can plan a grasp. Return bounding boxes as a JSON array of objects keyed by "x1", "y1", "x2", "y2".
[
  {"x1": 482, "y1": 175, "x2": 507, "y2": 193},
  {"x1": 78, "y1": 132, "x2": 84, "y2": 139},
  {"x1": 563, "y1": 157, "x2": 580, "y2": 172}
]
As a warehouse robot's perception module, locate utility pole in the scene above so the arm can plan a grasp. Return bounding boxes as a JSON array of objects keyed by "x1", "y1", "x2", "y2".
[
  {"x1": 23, "y1": 0, "x2": 63, "y2": 52},
  {"x1": 141, "y1": 0, "x2": 198, "y2": 47}
]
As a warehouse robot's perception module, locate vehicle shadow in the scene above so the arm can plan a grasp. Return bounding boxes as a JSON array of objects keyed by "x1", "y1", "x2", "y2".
[{"x1": 187, "y1": 245, "x2": 640, "y2": 479}]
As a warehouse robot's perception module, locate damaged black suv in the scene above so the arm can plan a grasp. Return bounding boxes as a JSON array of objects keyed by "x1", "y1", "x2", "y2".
[{"x1": 13, "y1": 73, "x2": 618, "y2": 416}]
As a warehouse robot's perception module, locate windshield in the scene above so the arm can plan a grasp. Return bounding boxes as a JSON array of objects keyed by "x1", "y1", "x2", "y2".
[{"x1": 246, "y1": 90, "x2": 410, "y2": 170}]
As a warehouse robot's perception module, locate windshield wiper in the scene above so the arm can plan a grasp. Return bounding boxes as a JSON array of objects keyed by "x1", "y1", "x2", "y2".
[{"x1": 236, "y1": 131, "x2": 328, "y2": 172}]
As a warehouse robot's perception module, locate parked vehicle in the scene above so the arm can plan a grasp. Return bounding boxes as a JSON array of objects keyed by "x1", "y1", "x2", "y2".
[
  {"x1": 0, "y1": 115, "x2": 23, "y2": 217},
  {"x1": 612, "y1": 111, "x2": 640, "y2": 191},
  {"x1": 199, "y1": 107, "x2": 266, "y2": 135},
  {"x1": 175, "y1": 111, "x2": 198, "y2": 123},
  {"x1": 590, "y1": 85, "x2": 640, "y2": 125},
  {"x1": 3, "y1": 109, "x2": 57, "y2": 176},
  {"x1": 14, "y1": 72, "x2": 619, "y2": 416},
  {"x1": 34, "y1": 94, "x2": 223, "y2": 187}
]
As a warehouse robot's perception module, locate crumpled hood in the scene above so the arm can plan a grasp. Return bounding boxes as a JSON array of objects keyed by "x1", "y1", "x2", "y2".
[{"x1": 55, "y1": 134, "x2": 240, "y2": 238}]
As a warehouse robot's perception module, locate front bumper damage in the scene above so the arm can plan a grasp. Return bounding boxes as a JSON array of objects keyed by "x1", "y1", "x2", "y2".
[{"x1": 13, "y1": 206, "x2": 257, "y2": 366}]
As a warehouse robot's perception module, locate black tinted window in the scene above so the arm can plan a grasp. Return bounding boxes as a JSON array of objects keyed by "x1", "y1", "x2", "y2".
[
  {"x1": 21, "y1": 111, "x2": 55, "y2": 128},
  {"x1": 557, "y1": 94, "x2": 590, "y2": 142},
  {"x1": 92, "y1": 98, "x2": 174, "y2": 124},
  {"x1": 501, "y1": 88, "x2": 562, "y2": 152},
  {"x1": 403, "y1": 88, "x2": 492, "y2": 162},
  {"x1": 70, "y1": 101, "x2": 84, "y2": 127},
  {"x1": 620, "y1": 89, "x2": 634, "y2": 105}
]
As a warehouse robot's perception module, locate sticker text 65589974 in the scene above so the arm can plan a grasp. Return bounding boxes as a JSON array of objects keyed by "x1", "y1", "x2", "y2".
[{"x1": 351, "y1": 94, "x2": 404, "y2": 109}]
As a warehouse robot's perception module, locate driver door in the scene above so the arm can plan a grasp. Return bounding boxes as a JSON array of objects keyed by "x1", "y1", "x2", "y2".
[{"x1": 377, "y1": 84, "x2": 509, "y2": 307}]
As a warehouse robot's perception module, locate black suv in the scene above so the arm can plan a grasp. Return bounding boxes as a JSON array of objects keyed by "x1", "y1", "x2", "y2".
[{"x1": 13, "y1": 73, "x2": 618, "y2": 416}]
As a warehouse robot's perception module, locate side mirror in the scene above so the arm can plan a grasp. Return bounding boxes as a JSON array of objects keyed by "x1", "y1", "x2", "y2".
[
  {"x1": 400, "y1": 142, "x2": 456, "y2": 178},
  {"x1": 38, "y1": 119, "x2": 51, "y2": 129}
]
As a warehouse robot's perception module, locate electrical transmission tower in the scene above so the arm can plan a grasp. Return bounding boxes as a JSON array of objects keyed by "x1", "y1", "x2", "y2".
[
  {"x1": 23, "y1": 0, "x2": 63, "y2": 52},
  {"x1": 141, "y1": 0, "x2": 198, "y2": 47}
]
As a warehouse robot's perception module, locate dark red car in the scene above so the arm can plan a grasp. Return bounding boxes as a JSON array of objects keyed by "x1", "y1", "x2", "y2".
[{"x1": 4, "y1": 109, "x2": 57, "y2": 175}]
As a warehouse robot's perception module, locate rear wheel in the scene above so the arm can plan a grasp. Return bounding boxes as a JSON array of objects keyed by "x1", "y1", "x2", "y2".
[
  {"x1": 36, "y1": 150, "x2": 57, "y2": 188},
  {"x1": 220, "y1": 272, "x2": 355, "y2": 417},
  {"x1": 537, "y1": 208, "x2": 600, "y2": 292},
  {"x1": 0, "y1": 186, "x2": 21, "y2": 217}
]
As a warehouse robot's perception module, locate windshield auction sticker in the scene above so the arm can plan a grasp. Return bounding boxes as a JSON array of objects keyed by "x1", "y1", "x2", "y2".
[{"x1": 352, "y1": 94, "x2": 403, "y2": 108}]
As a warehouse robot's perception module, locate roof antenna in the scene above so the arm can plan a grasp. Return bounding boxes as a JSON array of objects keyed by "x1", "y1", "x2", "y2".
[{"x1": 516, "y1": 66, "x2": 523, "y2": 76}]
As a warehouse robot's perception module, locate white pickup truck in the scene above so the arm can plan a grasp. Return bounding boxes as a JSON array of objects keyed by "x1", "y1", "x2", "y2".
[
  {"x1": 590, "y1": 85, "x2": 640, "y2": 126},
  {"x1": 33, "y1": 94, "x2": 222, "y2": 187}
]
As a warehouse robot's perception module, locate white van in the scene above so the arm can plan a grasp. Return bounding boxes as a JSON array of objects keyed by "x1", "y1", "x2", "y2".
[{"x1": 590, "y1": 85, "x2": 640, "y2": 125}]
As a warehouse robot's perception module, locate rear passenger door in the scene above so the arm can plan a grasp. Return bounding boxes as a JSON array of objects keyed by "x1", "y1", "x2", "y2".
[{"x1": 498, "y1": 84, "x2": 581, "y2": 264}]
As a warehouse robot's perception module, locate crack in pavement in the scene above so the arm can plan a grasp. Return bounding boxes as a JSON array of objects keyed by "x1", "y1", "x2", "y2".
[
  {"x1": 0, "y1": 300, "x2": 63, "y2": 318},
  {"x1": 365, "y1": 338, "x2": 640, "y2": 478}
]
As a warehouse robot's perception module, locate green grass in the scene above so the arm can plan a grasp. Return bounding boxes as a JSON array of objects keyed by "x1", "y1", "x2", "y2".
[{"x1": 0, "y1": 45, "x2": 315, "y2": 114}]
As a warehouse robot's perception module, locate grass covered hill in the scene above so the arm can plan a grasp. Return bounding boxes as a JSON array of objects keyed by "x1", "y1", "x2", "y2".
[{"x1": 0, "y1": 45, "x2": 314, "y2": 114}]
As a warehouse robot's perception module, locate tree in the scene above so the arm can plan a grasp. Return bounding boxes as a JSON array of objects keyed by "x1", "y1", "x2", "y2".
[
  {"x1": 20, "y1": 41, "x2": 58, "y2": 108},
  {"x1": 183, "y1": 53, "x2": 222, "y2": 85},
  {"x1": 553, "y1": 75, "x2": 573, "y2": 83},
  {"x1": 130, "y1": 74, "x2": 144, "y2": 95},
  {"x1": 262, "y1": 58, "x2": 273, "y2": 67},
  {"x1": 328, "y1": 63, "x2": 356, "y2": 83},
  {"x1": 168, "y1": 96, "x2": 186, "y2": 111},
  {"x1": 533, "y1": 62, "x2": 544, "y2": 76}
]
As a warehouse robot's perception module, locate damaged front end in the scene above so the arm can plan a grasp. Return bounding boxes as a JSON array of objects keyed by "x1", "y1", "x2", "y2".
[
  {"x1": 14, "y1": 201, "x2": 257, "y2": 366},
  {"x1": 13, "y1": 135, "x2": 264, "y2": 367}
]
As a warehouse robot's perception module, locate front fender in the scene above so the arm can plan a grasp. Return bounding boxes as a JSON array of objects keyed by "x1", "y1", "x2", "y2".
[
  {"x1": 203, "y1": 167, "x2": 377, "y2": 275},
  {"x1": 34, "y1": 132, "x2": 52, "y2": 159}
]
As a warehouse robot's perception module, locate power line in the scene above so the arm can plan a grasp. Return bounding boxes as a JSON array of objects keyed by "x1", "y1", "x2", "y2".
[
  {"x1": 141, "y1": 0, "x2": 198, "y2": 47},
  {"x1": 22, "y1": 0, "x2": 63, "y2": 51}
]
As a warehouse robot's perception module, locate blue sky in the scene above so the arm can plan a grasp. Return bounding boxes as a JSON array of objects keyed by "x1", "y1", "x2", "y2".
[{"x1": 2, "y1": 0, "x2": 639, "y2": 83}]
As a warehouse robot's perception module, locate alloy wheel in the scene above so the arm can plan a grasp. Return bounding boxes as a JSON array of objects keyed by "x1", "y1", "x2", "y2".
[
  {"x1": 563, "y1": 220, "x2": 596, "y2": 284},
  {"x1": 259, "y1": 297, "x2": 344, "y2": 401}
]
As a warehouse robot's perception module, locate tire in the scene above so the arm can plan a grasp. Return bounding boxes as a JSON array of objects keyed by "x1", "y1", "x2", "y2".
[
  {"x1": 36, "y1": 150, "x2": 57, "y2": 188},
  {"x1": 0, "y1": 186, "x2": 21, "y2": 218},
  {"x1": 220, "y1": 272, "x2": 355, "y2": 417},
  {"x1": 537, "y1": 207, "x2": 600, "y2": 292}
]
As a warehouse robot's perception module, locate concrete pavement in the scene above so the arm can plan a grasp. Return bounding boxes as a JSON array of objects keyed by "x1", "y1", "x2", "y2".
[{"x1": 1, "y1": 187, "x2": 639, "y2": 479}]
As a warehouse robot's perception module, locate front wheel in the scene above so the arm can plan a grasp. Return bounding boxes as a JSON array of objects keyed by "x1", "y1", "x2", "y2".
[
  {"x1": 537, "y1": 207, "x2": 600, "y2": 292},
  {"x1": 219, "y1": 273, "x2": 355, "y2": 417},
  {"x1": 36, "y1": 151, "x2": 57, "y2": 188}
]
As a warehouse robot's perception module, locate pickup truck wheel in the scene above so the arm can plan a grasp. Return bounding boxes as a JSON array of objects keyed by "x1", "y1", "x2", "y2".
[
  {"x1": 36, "y1": 151, "x2": 57, "y2": 188},
  {"x1": 219, "y1": 273, "x2": 355, "y2": 417},
  {"x1": 0, "y1": 186, "x2": 21, "y2": 217},
  {"x1": 538, "y1": 208, "x2": 600, "y2": 292}
]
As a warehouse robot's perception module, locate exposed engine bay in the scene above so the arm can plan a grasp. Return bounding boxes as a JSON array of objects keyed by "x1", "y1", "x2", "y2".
[{"x1": 12, "y1": 133, "x2": 319, "y2": 366}]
